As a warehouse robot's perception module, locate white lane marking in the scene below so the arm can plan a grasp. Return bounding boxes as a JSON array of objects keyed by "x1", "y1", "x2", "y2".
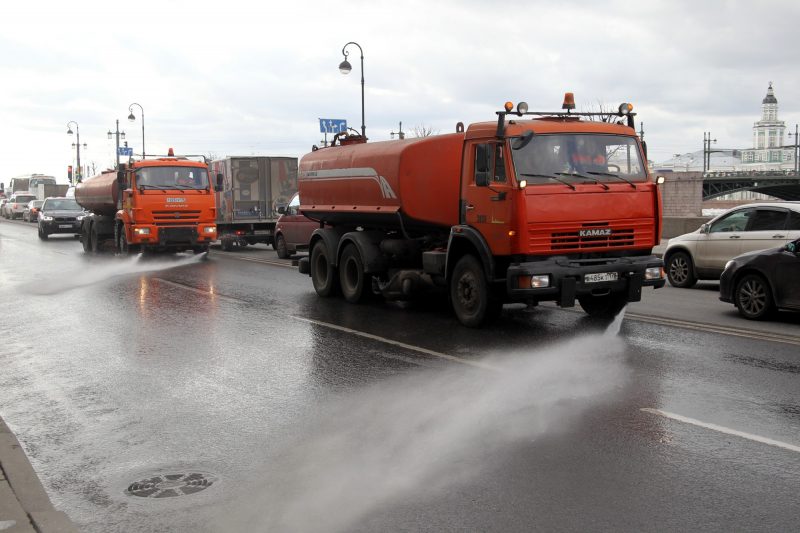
[
  {"x1": 290, "y1": 315, "x2": 500, "y2": 371},
  {"x1": 641, "y1": 408, "x2": 800, "y2": 454},
  {"x1": 0, "y1": 521, "x2": 17, "y2": 531},
  {"x1": 151, "y1": 277, "x2": 246, "y2": 303}
]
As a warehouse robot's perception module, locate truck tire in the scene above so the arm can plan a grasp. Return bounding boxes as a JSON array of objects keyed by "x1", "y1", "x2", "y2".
[
  {"x1": 117, "y1": 228, "x2": 138, "y2": 255},
  {"x1": 81, "y1": 223, "x2": 92, "y2": 253},
  {"x1": 666, "y1": 251, "x2": 697, "y2": 288},
  {"x1": 90, "y1": 226, "x2": 100, "y2": 254},
  {"x1": 221, "y1": 237, "x2": 233, "y2": 252},
  {"x1": 578, "y1": 292, "x2": 627, "y2": 318},
  {"x1": 339, "y1": 244, "x2": 368, "y2": 303},
  {"x1": 275, "y1": 234, "x2": 289, "y2": 259},
  {"x1": 310, "y1": 241, "x2": 339, "y2": 297},
  {"x1": 450, "y1": 254, "x2": 497, "y2": 327}
]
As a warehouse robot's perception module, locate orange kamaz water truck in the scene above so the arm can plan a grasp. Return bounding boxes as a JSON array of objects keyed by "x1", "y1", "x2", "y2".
[
  {"x1": 75, "y1": 149, "x2": 219, "y2": 254},
  {"x1": 297, "y1": 94, "x2": 666, "y2": 326}
]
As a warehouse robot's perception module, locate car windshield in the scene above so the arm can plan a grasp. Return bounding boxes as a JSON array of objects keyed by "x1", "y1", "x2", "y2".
[
  {"x1": 511, "y1": 133, "x2": 647, "y2": 185},
  {"x1": 44, "y1": 199, "x2": 81, "y2": 211},
  {"x1": 135, "y1": 166, "x2": 210, "y2": 190}
]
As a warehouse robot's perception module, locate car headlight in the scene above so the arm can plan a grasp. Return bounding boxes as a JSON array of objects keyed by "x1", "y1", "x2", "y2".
[
  {"x1": 41, "y1": 215, "x2": 53, "y2": 221},
  {"x1": 76, "y1": 215, "x2": 85, "y2": 221}
]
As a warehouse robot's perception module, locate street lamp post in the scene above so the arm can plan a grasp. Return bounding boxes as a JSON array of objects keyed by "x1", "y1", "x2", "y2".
[
  {"x1": 390, "y1": 121, "x2": 405, "y2": 140},
  {"x1": 66, "y1": 121, "x2": 86, "y2": 184},
  {"x1": 788, "y1": 124, "x2": 799, "y2": 175},
  {"x1": 703, "y1": 132, "x2": 717, "y2": 173},
  {"x1": 127, "y1": 103, "x2": 145, "y2": 158},
  {"x1": 338, "y1": 42, "x2": 365, "y2": 139},
  {"x1": 107, "y1": 119, "x2": 126, "y2": 168}
]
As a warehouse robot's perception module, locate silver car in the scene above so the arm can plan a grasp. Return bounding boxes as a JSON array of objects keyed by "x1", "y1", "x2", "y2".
[{"x1": 664, "y1": 202, "x2": 800, "y2": 287}]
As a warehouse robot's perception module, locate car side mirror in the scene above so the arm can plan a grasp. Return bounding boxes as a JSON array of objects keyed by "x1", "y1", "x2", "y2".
[
  {"x1": 277, "y1": 206, "x2": 286, "y2": 215},
  {"x1": 786, "y1": 241, "x2": 798, "y2": 254},
  {"x1": 699, "y1": 223, "x2": 709, "y2": 234},
  {"x1": 215, "y1": 173, "x2": 223, "y2": 192}
]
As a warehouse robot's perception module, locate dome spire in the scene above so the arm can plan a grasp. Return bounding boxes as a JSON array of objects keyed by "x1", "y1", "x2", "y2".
[{"x1": 762, "y1": 82, "x2": 777, "y2": 104}]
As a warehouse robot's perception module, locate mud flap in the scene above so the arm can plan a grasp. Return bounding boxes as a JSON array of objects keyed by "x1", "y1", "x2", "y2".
[
  {"x1": 560, "y1": 277, "x2": 576, "y2": 307},
  {"x1": 627, "y1": 272, "x2": 644, "y2": 302}
]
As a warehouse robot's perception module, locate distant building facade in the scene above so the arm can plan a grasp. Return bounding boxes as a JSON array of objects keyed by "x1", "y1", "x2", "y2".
[
  {"x1": 655, "y1": 82, "x2": 795, "y2": 173},
  {"x1": 739, "y1": 82, "x2": 794, "y2": 168}
]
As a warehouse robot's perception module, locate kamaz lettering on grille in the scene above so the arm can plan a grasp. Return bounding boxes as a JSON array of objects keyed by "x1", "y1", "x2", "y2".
[{"x1": 579, "y1": 228, "x2": 612, "y2": 237}]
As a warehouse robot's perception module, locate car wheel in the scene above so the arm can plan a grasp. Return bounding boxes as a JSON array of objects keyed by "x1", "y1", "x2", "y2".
[
  {"x1": 578, "y1": 292, "x2": 628, "y2": 318},
  {"x1": 275, "y1": 234, "x2": 289, "y2": 259},
  {"x1": 666, "y1": 251, "x2": 697, "y2": 288},
  {"x1": 310, "y1": 241, "x2": 339, "y2": 297},
  {"x1": 38, "y1": 226, "x2": 48, "y2": 240},
  {"x1": 734, "y1": 273, "x2": 774, "y2": 320},
  {"x1": 339, "y1": 244, "x2": 369, "y2": 303}
]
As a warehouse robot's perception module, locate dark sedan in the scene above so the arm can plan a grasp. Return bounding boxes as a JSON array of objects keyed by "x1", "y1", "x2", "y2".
[
  {"x1": 719, "y1": 238, "x2": 800, "y2": 320},
  {"x1": 38, "y1": 197, "x2": 85, "y2": 240}
]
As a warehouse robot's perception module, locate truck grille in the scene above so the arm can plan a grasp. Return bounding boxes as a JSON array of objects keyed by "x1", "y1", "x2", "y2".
[
  {"x1": 153, "y1": 210, "x2": 202, "y2": 226},
  {"x1": 528, "y1": 219, "x2": 654, "y2": 254}
]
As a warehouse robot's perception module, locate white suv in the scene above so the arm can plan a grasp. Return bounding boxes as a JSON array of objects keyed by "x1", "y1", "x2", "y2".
[
  {"x1": 4, "y1": 193, "x2": 37, "y2": 219},
  {"x1": 664, "y1": 202, "x2": 800, "y2": 287}
]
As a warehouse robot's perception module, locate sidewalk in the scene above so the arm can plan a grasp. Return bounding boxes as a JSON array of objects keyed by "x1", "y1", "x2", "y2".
[{"x1": 0, "y1": 416, "x2": 78, "y2": 533}]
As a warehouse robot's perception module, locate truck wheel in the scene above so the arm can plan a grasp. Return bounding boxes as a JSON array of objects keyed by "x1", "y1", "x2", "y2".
[
  {"x1": 450, "y1": 255, "x2": 493, "y2": 328},
  {"x1": 275, "y1": 234, "x2": 289, "y2": 259},
  {"x1": 118, "y1": 228, "x2": 139, "y2": 255},
  {"x1": 734, "y1": 274, "x2": 774, "y2": 320},
  {"x1": 90, "y1": 226, "x2": 100, "y2": 253},
  {"x1": 339, "y1": 244, "x2": 369, "y2": 303},
  {"x1": 221, "y1": 237, "x2": 233, "y2": 252},
  {"x1": 310, "y1": 241, "x2": 339, "y2": 297},
  {"x1": 81, "y1": 224, "x2": 92, "y2": 253},
  {"x1": 666, "y1": 251, "x2": 697, "y2": 288},
  {"x1": 578, "y1": 292, "x2": 628, "y2": 318}
]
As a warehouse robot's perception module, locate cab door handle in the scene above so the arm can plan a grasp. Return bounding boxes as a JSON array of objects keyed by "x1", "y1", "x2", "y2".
[
  {"x1": 465, "y1": 204, "x2": 475, "y2": 211},
  {"x1": 772, "y1": 234, "x2": 786, "y2": 238},
  {"x1": 729, "y1": 235, "x2": 740, "y2": 239}
]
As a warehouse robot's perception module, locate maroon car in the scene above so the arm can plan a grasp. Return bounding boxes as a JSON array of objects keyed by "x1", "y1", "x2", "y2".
[{"x1": 274, "y1": 193, "x2": 318, "y2": 259}]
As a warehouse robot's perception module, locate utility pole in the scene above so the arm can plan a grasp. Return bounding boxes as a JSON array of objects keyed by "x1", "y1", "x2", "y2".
[{"x1": 703, "y1": 132, "x2": 717, "y2": 173}]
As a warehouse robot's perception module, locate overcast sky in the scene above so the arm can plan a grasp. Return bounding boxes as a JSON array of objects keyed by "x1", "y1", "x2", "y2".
[{"x1": 2, "y1": 0, "x2": 798, "y2": 183}]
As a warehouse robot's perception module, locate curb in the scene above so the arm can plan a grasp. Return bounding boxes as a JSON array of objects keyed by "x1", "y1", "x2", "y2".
[{"x1": 0, "y1": 418, "x2": 79, "y2": 533}]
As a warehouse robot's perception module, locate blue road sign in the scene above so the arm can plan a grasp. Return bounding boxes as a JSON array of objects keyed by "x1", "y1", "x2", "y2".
[
  {"x1": 319, "y1": 118, "x2": 347, "y2": 134},
  {"x1": 118, "y1": 147, "x2": 133, "y2": 156}
]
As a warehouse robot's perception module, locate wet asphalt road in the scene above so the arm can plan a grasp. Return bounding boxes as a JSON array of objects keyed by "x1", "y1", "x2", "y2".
[{"x1": 1, "y1": 218, "x2": 798, "y2": 532}]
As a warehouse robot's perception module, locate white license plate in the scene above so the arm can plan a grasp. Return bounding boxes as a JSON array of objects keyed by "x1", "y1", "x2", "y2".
[
  {"x1": 585, "y1": 272, "x2": 618, "y2": 283},
  {"x1": 253, "y1": 230, "x2": 272, "y2": 235},
  {"x1": 58, "y1": 224, "x2": 73, "y2": 228}
]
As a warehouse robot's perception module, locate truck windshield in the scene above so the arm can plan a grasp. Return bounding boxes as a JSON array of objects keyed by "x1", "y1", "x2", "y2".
[
  {"x1": 511, "y1": 134, "x2": 647, "y2": 185},
  {"x1": 135, "y1": 167, "x2": 210, "y2": 190}
]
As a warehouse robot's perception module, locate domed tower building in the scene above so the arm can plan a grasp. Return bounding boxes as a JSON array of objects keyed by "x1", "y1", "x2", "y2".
[{"x1": 740, "y1": 82, "x2": 794, "y2": 169}]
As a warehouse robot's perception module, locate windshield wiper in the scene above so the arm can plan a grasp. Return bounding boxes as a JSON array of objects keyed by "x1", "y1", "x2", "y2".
[
  {"x1": 556, "y1": 172, "x2": 610, "y2": 190},
  {"x1": 587, "y1": 171, "x2": 637, "y2": 189},
  {"x1": 520, "y1": 173, "x2": 576, "y2": 190}
]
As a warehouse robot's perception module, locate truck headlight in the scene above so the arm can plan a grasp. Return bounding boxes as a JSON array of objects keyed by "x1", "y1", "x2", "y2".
[
  {"x1": 203, "y1": 226, "x2": 216, "y2": 234},
  {"x1": 519, "y1": 274, "x2": 550, "y2": 288},
  {"x1": 134, "y1": 227, "x2": 150, "y2": 235},
  {"x1": 645, "y1": 266, "x2": 664, "y2": 280}
]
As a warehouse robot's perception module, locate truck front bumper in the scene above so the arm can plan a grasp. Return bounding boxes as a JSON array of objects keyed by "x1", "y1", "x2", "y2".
[
  {"x1": 506, "y1": 254, "x2": 665, "y2": 307},
  {"x1": 130, "y1": 224, "x2": 217, "y2": 246}
]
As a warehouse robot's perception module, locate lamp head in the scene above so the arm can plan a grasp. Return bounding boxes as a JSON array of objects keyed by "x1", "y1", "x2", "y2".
[
  {"x1": 128, "y1": 112, "x2": 136, "y2": 122},
  {"x1": 67, "y1": 127, "x2": 73, "y2": 135},
  {"x1": 107, "y1": 131, "x2": 112, "y2": 139},
  {"x1": 339, "y1": 59, "x2": 352, "y2": 75}
]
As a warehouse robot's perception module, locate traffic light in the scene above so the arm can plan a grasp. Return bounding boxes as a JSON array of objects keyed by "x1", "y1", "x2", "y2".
[{"x1": 67, "y1": 165, "x2": 73, "y2": 183}]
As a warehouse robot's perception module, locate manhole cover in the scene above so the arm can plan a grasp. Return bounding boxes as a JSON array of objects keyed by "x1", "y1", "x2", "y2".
[{"x1": 126, "y1": 472, "x2": 217, "y2": 498}]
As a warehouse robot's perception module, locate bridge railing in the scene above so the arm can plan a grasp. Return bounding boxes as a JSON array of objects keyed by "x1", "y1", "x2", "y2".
[{"x1": 703, "y1": 169, "x2": 799, "y2": 179}]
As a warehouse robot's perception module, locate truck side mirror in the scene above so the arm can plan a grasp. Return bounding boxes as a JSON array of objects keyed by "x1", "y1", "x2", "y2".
[
  {"x1": 117, "y1": 170, "x2": 126, "y2": 188},
  {"x1": 215, "y1": 173, "x2": 223, "y2": 192},
  {"x1": 641, "y1": 140, "x2": 648, "y2": 160}
]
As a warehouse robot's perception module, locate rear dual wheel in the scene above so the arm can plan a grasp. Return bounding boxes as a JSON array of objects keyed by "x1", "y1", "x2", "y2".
[
  {"x1": 339, "y1": 244, "x2": 369, "y2": 303},
  {"x1": 310, "y1": 241, "x2": 339, "y2": 297}
]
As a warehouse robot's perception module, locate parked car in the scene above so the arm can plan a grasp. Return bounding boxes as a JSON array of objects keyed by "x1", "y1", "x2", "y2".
[
  {"x1": 664, "y1": 202, "x2": 800, "y2": 287},
  {"x1": 37, "y1": 197, "x2": 85, "y2": 240},
  {"x1": 3, "y1": 193, "x2": 37, "y2": 219},
  {"x1": 719, "y1": 238, "x2": 800, "y2": 320},
  {"x1": 23, "y1": 200, "x2": 44, "y2": 222},
  {"x1": 273, "y1": 192, "x2": 318, "y2": 259}
]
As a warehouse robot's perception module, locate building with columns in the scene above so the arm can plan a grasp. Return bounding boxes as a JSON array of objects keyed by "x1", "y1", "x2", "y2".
[{"x1": 740, "y1": 82, "x2": 795, "y2": 169}]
